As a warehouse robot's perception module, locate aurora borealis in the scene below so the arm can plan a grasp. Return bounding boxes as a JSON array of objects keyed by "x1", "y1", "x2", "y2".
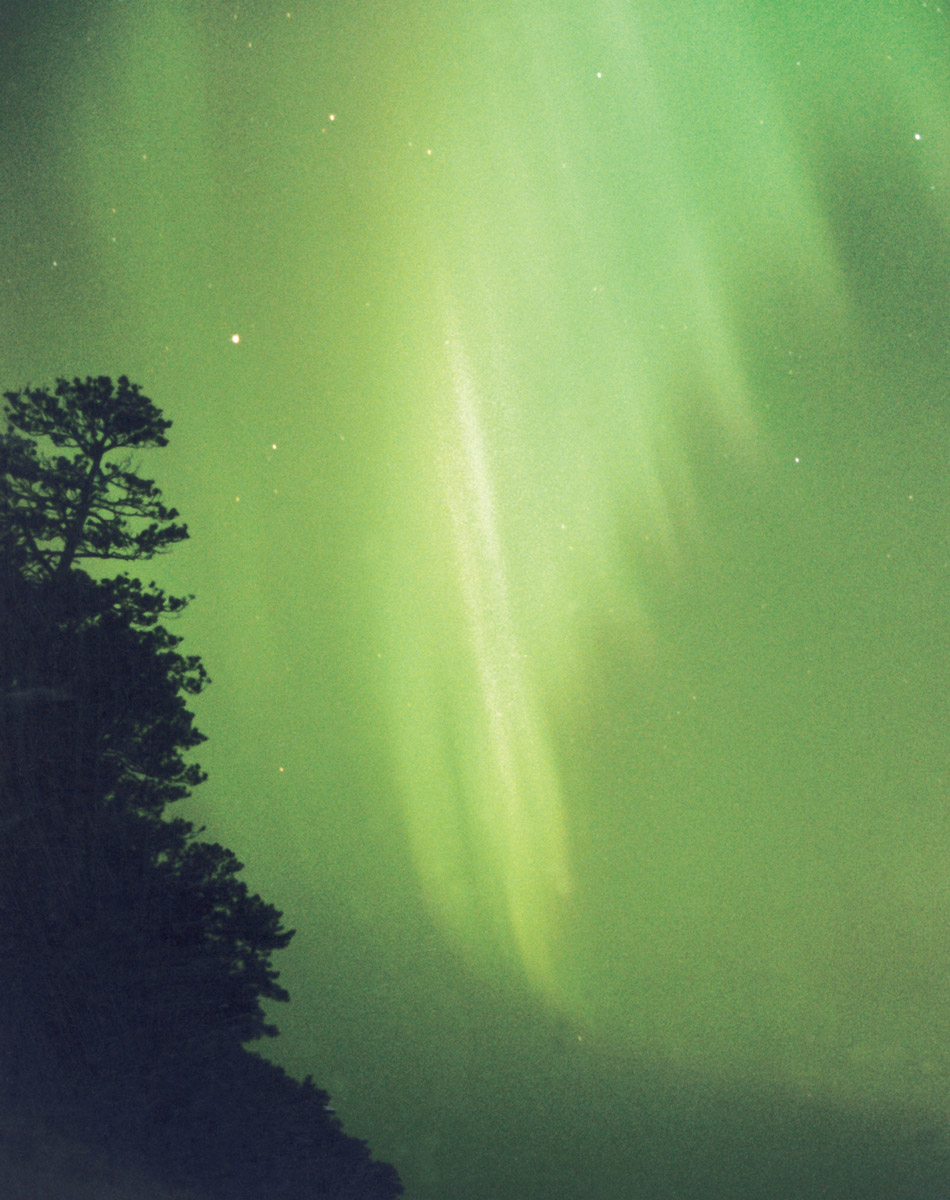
[{"x1": 3, "y1": 3, "x2": 950, "y2": 1196}]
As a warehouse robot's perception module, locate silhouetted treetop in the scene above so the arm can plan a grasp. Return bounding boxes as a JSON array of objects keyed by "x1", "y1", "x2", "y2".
[
  {"x1": 1, "y1": 375, "x2": 187, "y2": 581},
  {"x1": 2, "y1": 376, "x2": 205, "y2": 813}
]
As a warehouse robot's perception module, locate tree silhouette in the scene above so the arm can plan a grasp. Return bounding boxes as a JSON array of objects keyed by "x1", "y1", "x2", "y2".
[
  {"x1": 2, "y1": 376, "x2": 205, "y2": 820},
  {"x1": 0, "y1": 376, "x2": 403, "y2": 1198},
  {"x1": 1, "y1": 374, "x2": 187, "y2": 582}
]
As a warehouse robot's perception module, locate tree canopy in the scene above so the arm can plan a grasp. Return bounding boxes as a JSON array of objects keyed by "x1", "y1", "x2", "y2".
[{"x1": 1, "y1": 374, "x2": 187, "y2": 582}]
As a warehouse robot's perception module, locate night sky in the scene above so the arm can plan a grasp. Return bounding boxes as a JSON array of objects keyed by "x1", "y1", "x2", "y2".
[{"x1": 3, "y1": 3, "x2": 950, "y2": 1197}]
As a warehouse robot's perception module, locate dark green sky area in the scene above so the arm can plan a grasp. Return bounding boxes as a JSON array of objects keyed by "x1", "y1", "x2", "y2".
[{"x1": 3, "y1": 3, "x2": 950, "y2": 1196}]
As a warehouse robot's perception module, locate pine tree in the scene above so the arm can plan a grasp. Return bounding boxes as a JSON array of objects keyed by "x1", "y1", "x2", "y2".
[{"x1": 1, "y1": 374, "x2": 186, "y2": 584}]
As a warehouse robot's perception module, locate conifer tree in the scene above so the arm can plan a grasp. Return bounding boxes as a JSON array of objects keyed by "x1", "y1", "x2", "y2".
[{"x1": 1, "y1": 374, "x2": 187, "y2": 584}]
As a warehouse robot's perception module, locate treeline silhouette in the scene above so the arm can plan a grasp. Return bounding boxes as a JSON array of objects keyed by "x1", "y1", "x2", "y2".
[{"x1": 0, "y1": 376, "x2": 402, "y2": 1198}]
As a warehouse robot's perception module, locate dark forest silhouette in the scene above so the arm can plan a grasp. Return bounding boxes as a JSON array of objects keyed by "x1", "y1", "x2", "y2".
[{"x1": 0, "y1": 376, "x2": 402, "y2": 1198}]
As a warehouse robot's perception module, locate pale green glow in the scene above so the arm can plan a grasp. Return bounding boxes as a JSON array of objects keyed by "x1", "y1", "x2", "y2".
[
  {"x1": 372, "y1": 11, "x2": 795, "y2": 998},
  {"x1": 364, "y1": 5, "x2": 950, "y2": 1116},
  {"x1": 380, "y1": 316, "x2": 574, "y2": 994},
  {"x1": 6, "y1": 6, "x2": 950, "y2": 1184}
]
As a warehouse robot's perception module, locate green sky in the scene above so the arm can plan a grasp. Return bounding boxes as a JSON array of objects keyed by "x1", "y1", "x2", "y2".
[{"x1": 3, "y1": 3, "x2": 949, "y2": 1196}]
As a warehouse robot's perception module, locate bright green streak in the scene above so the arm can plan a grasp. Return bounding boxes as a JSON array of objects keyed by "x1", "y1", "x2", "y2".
[{"x1": 3, "y1": 2, "x2": 950, "y2": 1193}]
